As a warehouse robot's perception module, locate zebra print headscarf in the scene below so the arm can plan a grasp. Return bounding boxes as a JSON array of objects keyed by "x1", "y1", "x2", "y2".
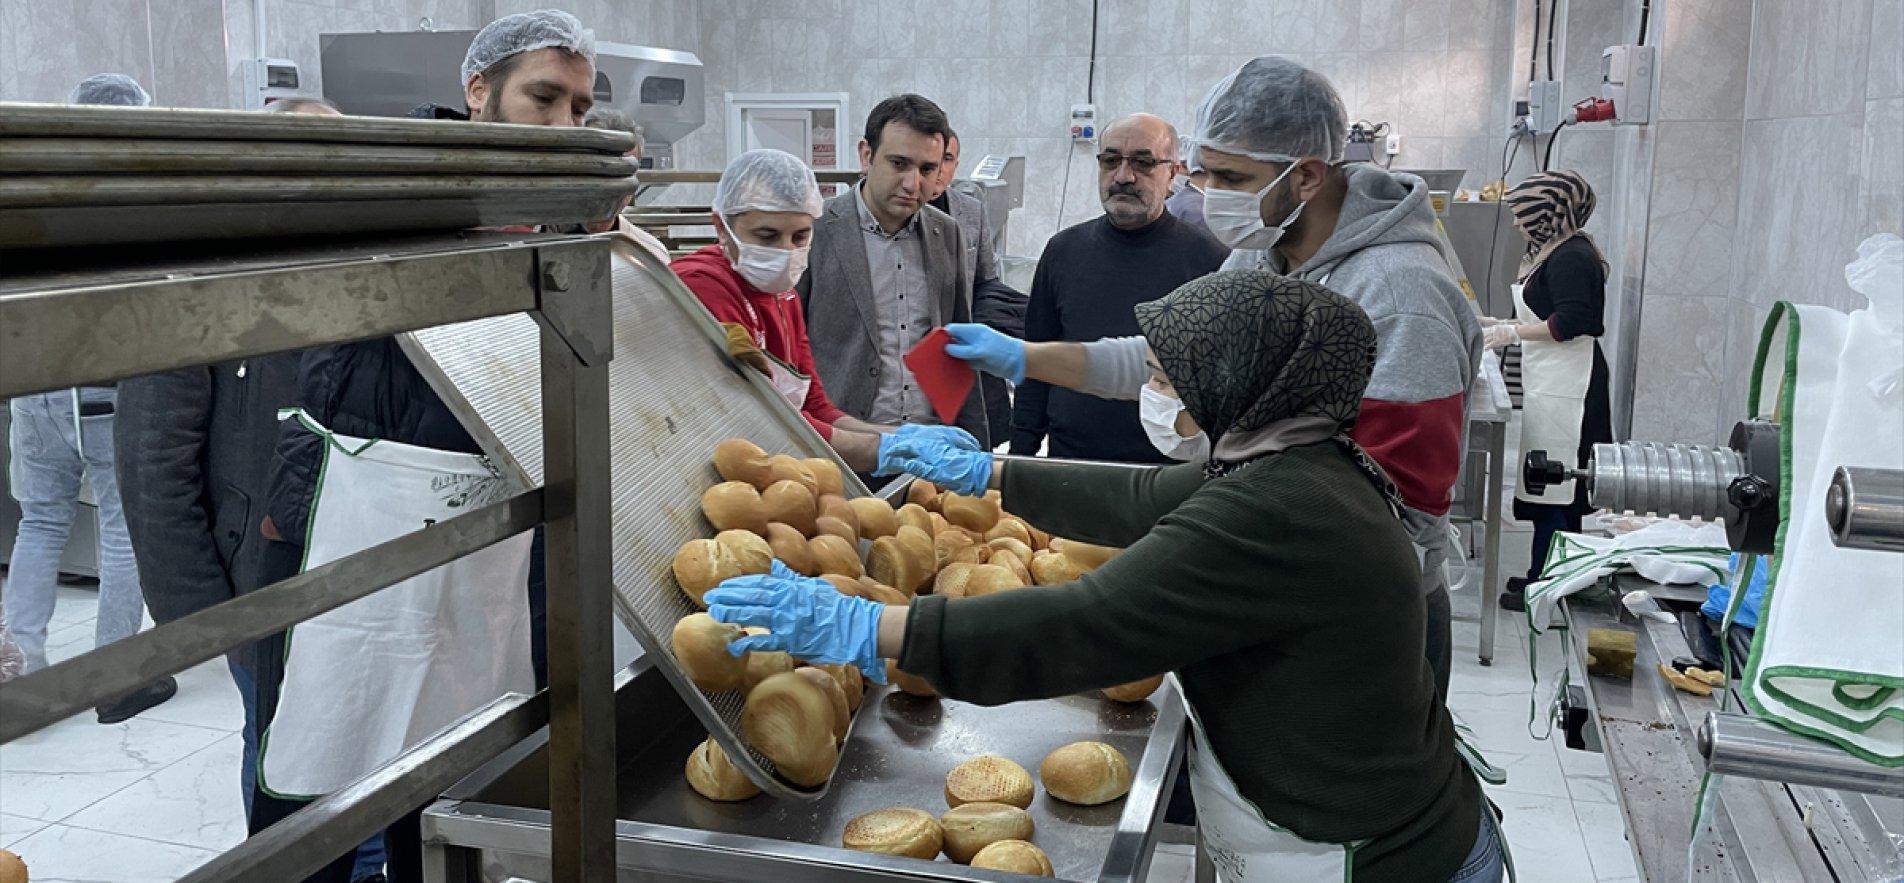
[{"x1": 1507, "y1": 170, "x2": 1598, "y2": 282}]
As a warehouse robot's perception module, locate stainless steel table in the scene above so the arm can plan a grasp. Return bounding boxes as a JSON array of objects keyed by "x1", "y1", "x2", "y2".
[
  {"x1": 422, "y1": 658, "x2": 1189, "y2": 882},
  {"x1": 1466, "y1": 354, "x2": 1513, "y2": 665},
  {"x1": 1559, "y1": 577, "x2": 1904, "y2": 880}
]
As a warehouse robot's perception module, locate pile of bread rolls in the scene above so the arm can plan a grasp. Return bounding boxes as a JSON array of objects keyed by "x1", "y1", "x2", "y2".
[
  {"x1": 674, "y1": 438, "x2": 1137, "y2": 797},
  {"x1": 838, "y1": 741, "x2": 1134, "y2": 874}
]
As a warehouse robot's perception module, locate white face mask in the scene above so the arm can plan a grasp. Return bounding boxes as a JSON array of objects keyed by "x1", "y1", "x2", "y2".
[
  {"x1": 1200, "y1": 161, "x2": 1307, "y2": 251},
  {"x1": 1139, "y1": 385, "x2": 1211, "y2": 462},
  {"x1": 729, "y1": 240, "x2": 809, "y2": 293}
]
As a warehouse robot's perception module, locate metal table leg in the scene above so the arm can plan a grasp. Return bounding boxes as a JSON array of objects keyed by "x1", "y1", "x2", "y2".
[{"x1": 1479, "y1": 421, "x2": 1506, "y2": 665}]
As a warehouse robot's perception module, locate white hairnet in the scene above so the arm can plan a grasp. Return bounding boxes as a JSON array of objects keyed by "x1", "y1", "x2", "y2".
[
  {"x1": 1189, "y1": 56, "x2": 1348, "y2": 168},
  {"x1": 461, "y1": 9, "x2": 596, "y2": 83},
  {"x1": 714, "y1": 149, "x2": 823, "y2": 219},
  {"x1": 70, "y1": 73, "x2": 151, "y2": 107}
]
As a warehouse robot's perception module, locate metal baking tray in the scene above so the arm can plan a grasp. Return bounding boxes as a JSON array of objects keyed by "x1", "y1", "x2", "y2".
[
  {"x1": 400, "y1": 234, "x2": 876, "y2": 800},
  {"x1": 0, "y1": 175, "x2": 636, "y2": 208},
  {"x1": 422, "y1": 652, "x2": 1188, "y2": 882},
  {"x1": 0, "y1": 102, "x2": 633, "y2": 153},
  {"x1": 0, "y1": 138, "x2": 638, "y2": 176},
  {"x1": 0, "y1": 194, "x2": 630, "y2": 249}
]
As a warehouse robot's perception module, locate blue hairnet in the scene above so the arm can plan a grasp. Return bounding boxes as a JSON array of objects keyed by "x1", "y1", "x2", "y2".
[
  {"x1": 462, "y1": 9, "x2": 596, "y2": 82},
  {"x1": 1188, "y1": 57, "x2": 1348, "y2": 168},
  {"x1": 714, "y1": 149, "x2": 823, "y2": 219},
  {"x1": 70, "y1": 73, "x2": 151, "y2": 107}
]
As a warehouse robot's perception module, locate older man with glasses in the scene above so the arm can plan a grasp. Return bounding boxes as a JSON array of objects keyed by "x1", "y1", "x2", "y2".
[{"x1": 1008, "y1": 113, "x2": 1228, "y2": 462}]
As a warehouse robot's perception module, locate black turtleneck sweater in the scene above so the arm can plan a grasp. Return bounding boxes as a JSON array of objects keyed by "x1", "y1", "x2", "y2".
[{"x1": 1011, "y1": 210, "x2": 1229, "y2": 461}]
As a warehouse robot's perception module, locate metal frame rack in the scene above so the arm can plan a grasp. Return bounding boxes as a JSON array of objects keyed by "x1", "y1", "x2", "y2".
[{"x1": 0, "y1": 232, "x2": 622, "y2": 881}]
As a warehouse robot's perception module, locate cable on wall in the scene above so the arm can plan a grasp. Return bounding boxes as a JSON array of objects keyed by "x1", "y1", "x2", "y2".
[
  {"x1": 1636, "y1": 0, "x2": 1653, "y2": 46},
  {"x1": 1058, "y1": 0, "x2": 1101, "y2": 235},
  {"x1": 1545, "y1": 0, "x2": 1559, "y2": 81},
  {"x1": 1542, "y1": 119, "x2": 1570, "y2": 170},
  {"x1": 1529, "y1": 0, "x2": 1543, "y2": 83}
]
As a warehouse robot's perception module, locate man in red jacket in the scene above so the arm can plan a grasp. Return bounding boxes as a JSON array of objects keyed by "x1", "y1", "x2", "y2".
[{"x1": 673, "y1": 149, "x2": 898, "y2": 471}]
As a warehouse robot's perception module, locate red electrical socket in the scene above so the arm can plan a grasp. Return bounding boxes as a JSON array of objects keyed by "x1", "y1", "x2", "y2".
[{"x1": 1573, "y1": 97, "x2": 1617, "y2": 123}]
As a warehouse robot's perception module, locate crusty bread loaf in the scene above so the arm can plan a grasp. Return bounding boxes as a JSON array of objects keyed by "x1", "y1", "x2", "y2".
[
  {"x1": 742, "y1": 672, "x2": 838, "y2": 787},
  {"x1": 766, "y1": 453, "x2": 819, "y2": 494},
  {"x1": 984, "y1": 537, "x2": 1034, "y2": 568},
  {"x1": 712, "y1": 438, "x2": 773, "y2": 488},
  {"x1": 761, "y1": 480, "x2": 818, "y2": 537},
  {"x1": 870, "y1": 525, "x2": 935, "y2": 595},
  {"x1": 847, "y1": 496, "x2": 900, "y2": 539},
  {"x1": 813, "y1": 662, "x2": 865, "y2": 711},
  {"x1": 939, "y1": 492, "x2": 1000, "y2": 532},
  {"x1": 804, "y1": 457, "x2": 845, "y2": 497},
  {"x1": 701, "y1": 481, "x2": 768, "y2": 535},
  {"x1": 817, "y1": 494, "x2": 860, "y2": 534},
  {"x1": 1028, "y1": 550, "x2": 1084, "y2": 587},
  {"x1": 685, "y1": 736, "x2": 761, "y2": 801},
  {"x1": 793, "y1": 666, "x2": 851, "y2": 742},
  {"x1": 814, "y1": 515, "x2": 857, "y2": 545},
  {"x1": 944, "y1": 755, "x2": 1034, "y2": 808},
  {"x1": 896, "y1": 502, "x2": 935, "y2": 536},
  {"x1": 936, "y1": 563, "x2": 1026, "y2": 598},
  {"x1": 970, "y1": 840, "x2": 1053, "y2": 876},
  {"x1": 989, "y1": 549, "x2": 1032, "y2": 585},
  {"x1": 0, "y1": 846, "x2": 29, "y2": 883},
  {"x1": 934, "y1": 529, "x2": 981, "y2": 571},
  {"x1": 907, "y1": 479, "x2": 942, "y2": 512},
  {"x1": 670, "y1": 613, "x2": 749, "y2": 692},
  {"x1": 984, "y1": 517, "x2": 1033, "y2": 547},
  {"x1": 672, "y1": 530, "x2": 774, "y2": 606},
  {"x1": 740, "y1": 628, "x2": 795, "y2": 692},
  {"x1": 809, "y1": 534, "x2": 864, "y2": 578},
  {"x1": 766, "y1": 523, "x2": 820, "y2": 576},
  {"x1": 887, "y1": 659, "x2": 938, "y2": 697},
  {"x1": 1049, "y1": 537, "x2": 1119, "y2": 571},
  {"x1": 939, "y1": 802, "x2": 1035, "y2": 864},
  {"x1": 1101, "y1": 675, "x2": 1165, "y2": 704},
  {"x1": 1039, "y1": 741, "x2": 1133, "y2": 805},
  {"x1": 842, "y1": 807, "x2": 942, "y2": 860}
]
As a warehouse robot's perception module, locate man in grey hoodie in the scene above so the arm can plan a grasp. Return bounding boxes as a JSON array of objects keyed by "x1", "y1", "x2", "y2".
[{"x1": 933, "y1": 57, "x2": 1482, "y2": 699}]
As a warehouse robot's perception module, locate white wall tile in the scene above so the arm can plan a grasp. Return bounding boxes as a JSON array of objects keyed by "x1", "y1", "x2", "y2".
[
  {"x1": 1872, "y1": 0, "x2": 1904, "y2": 100},
  {"x1": 1745, "y1": 0, "x2": 1873, "y2": 120},
  {"x1": 1359, "y1": 0, "x2": 1408, "y2": 52},
  {"x1": 1641, "y1": 121, "x2": 1742, "y2": 301},
  {"x1": 1654, "y1": 0, "x2": 1752, "y2": 121},
  {"x1": 1861, "y1": 97, "x2": 1904, "y2": 237},
  {"x1": 1629, "y1": 295, "x2": 1734, "y2": 446},
  {"x1": 1734, "y1": 112, "x2": 1870, "y2": 315},
  {"x1": 1403, "y1": 0, "x2": 1454, "y2": 51}
]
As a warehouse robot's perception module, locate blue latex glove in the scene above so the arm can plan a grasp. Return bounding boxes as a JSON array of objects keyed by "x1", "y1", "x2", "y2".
[
  {"x1": 943, "y1": 323, "x2": 1026, "y2": 385},
  {"x1": 705, "y1": 560, "x2": 889, "y2": 684},
  {"x1": 875, "y1": 424, "x2": 984, "y2": 476},
  {"x1": 885, "y1": 437, "x2": 993, "y2": 497}
]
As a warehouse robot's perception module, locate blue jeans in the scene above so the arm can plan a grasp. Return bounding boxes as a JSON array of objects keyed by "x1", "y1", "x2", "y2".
[
  {"x1": 4, "y1": 390, "x2": 144, "y2": 672},
  {"x1": 1449, "y1": 802, "x2": 1507, "y2": 883}
]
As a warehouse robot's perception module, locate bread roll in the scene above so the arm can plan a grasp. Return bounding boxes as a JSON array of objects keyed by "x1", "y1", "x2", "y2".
[
  {"x1": 970, "y1": 840, "x2": 1053, "y2": 876},
  {"x1": 1026, "y1": 524, "x2": 1051, "y2": 550},
  {"x1": 989, "y1": 550, "x2": 1032, "y2": 585},
  {"x1": 766, "y1": 453, "x2": 819, "y2": 494},
  {"x1": 712, "y1": 438, "x2": 774, "y2": 488},
  {"x1": 819, "y1": 574, "x2": 909, "y2": 606},
  {"x1": 672, "y1": 531, "x2": 773, "y2": 606},
  {"x1": 848, "y1": 496, "x2": 899, "y2": 539},
  {"x1": 984, "y1": 488, "x2": 1003, "y2": 505},
  {"x1": 809, "y1": 534, "x2": 864, "y2": 578},
  {"x1": 929, "y1": 511, "x2": 952, "y2": 535},
  {"x1": 1029, "y1": 550, "x2": 1084, "y2": 586},
  {"x1": 814, "y1": 515, "x2": 857, "y2": 545},
  {"x1": 794, "y1": 666, "x2": 851, "y2": 742},
  {"x1": 944, "y1": 755, "x2": 1035, "y2": 808},
  {"x1": 766, "y1": 523, "x2": 820, "y2": 576},
  {"x1": 671, "y1": 613, "x2": 749, "y2": 691},
  {"x1": 940, "y1": 492, "x2": 1001, "y2": 532},
  {"x1": 896, "y1": 502, "x2": 935, "y2": 537},
  {"x1": 1039, "y1": 741, "x2": 1133, "y2": 805},
  {"x1": 1049, "y1": 537, "x2": 1119, "y2": 571},
  {"x1": 870, "y1": 525, "x2": 935, "y2": 595},
  {"x1": 842, "y1": 807, "x2": 942, "y2": 860},
  {"x1": 718, "y1": 529, "x2": 774, "y2": 572},
  {"x1": 907, "y1": 478, "x2": 942, "y2": 512},
  {"x1": 741, "y1": 628, "x2": 796, "y2": 692},
  {"x1": 804, "y1": 457, "x2": 845, "y2": 496},
  {"x1": 685, "y1": 736, "x2": 761, "y2": 801},
  {"x1": 984, "y1": 517, "x2": 1032, "y2": 547},
  {"x1": 817, "y1": 494, "x2": 860, "y2": 534},
  {"x1": 985, "y1": 537, "x2": 1034, "y2": 568},
  {"x1": 814, "y1": 662, "x2": 865, "y2": 711},
  {"x1": 937, "y1": 563, "x2": 1025, "y2": 598},
  {"x1": 934, "y1": 529, "x2": 976, "y2": 571},
  {"x1": 761, "y1": 480, "x2": 818, "y2": 537},
  {"x1": 742, "y1": 672, "x2": 838, "y2": 787},
  {"x1": 939, "y1": 802, "x2": 1036, "y2": 864},
  {"x1": 887, "y1": 659, "x2": 938, "y2": 697},
  {"x1": 701, "y1": 481, "x2": 768, "y2": 535},
  {"x1": 0, "y1": 847, "x2": 27, "y2": 883},
  {"x1": 1102, "y1": 674, "x2": 1165, "y2": 703}
]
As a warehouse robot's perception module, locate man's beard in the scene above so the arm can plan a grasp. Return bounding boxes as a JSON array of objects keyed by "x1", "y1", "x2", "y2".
[
  {"x1": 1102, "y1": 184, "x2": 1155, "y2": 226},
  {"x1": 479, "y1": 88, "x2": 508, "y2": 123}
]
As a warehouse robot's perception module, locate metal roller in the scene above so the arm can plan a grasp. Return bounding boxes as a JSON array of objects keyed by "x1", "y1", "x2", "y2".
[
  {"x1": 1825, "y1": 466, "x2": 1904, "y2": 553},
  {"x1": 1697, "y1": 712, "x2": 1904, "y2": 799}
]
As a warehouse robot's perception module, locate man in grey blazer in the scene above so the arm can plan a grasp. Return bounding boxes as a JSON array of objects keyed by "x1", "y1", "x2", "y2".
[
  {"x1": 927, "y1": 128, "x2": 1027, "y2": 450},
  {"x1": 798, "y1": 94, "x2": 990, "y2": 445}
]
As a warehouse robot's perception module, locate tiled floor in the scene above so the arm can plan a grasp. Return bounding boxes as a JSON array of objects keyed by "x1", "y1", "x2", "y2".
[{"x1": 3, "y1": 437, "x2": 1643, "y2": 881}]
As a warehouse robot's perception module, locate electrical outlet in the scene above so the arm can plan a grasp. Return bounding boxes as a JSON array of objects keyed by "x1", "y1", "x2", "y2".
[
  {"x1": 1385, "y1": 133, "x2": 1402, "y2": 156},
  {"x1": 1069, "y1": 104, "x2": 1097, "y2": 142}
]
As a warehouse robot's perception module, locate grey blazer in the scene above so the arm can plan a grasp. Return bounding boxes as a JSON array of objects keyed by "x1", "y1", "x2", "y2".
[{"x1": 797, "y1": 189, "x2": 989, "y2": 444}]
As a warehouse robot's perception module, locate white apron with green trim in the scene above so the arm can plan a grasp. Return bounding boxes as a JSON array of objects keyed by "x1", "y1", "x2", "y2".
[
  {"x1": 260, "y1": 413, "x2": 534, "y2": 798},
  {"x1": 1510, "y1": 284, "x2": 1594, "y2": 506}
]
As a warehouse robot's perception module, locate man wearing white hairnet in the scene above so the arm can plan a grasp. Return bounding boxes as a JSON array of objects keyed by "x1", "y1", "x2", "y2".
[
  {"x1": 69, "y1": 72, "x2": 151, "y2": 106},
  {"x1": 252, "y1": 12, "x2": 596, "y2": 883},
  {"x1": 929, "y1": 58, "x2": 1484, "y2": 704}
]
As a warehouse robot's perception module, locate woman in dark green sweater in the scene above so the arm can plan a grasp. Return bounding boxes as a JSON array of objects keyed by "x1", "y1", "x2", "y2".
[{"x1": 707, "y1": 270, "x2": 1505, "y2": 882}]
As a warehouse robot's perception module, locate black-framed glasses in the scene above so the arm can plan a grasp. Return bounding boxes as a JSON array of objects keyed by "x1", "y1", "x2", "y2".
[{"x1": 1096, "y1": 152, "x2": 1171, "y2": 174}]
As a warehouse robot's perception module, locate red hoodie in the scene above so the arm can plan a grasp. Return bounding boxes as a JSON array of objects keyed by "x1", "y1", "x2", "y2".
[{"x1": 672, "y1": 245, "x2": 847, "y2": 438}]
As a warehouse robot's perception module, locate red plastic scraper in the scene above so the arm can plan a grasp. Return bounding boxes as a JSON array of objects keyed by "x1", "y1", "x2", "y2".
[{"x1": 903, "y1": 327, "x2": 975, "y2": 425}]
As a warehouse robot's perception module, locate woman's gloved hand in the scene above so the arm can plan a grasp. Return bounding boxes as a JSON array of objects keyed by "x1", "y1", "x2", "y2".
[
  {"x1": 1482, "y1": 323, "x2": 1522, "y2": 351},
  {"x1": 878, "y1": 434, "x2": 994, "y2": 496},
  {"x1": 942, "y1": 323, "x2": 1026, "y2": 385},
  {"x1": 705, "y1": 560, "x2": 889, "y2": 684},
  {"x1": 875, "y1": 424, "x2": 983, "y2": 476}
]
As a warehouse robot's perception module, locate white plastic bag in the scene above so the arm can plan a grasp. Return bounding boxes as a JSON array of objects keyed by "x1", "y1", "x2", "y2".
[{"x1": 1847, "y1": 233, "x2": 1903, "y2": 398}]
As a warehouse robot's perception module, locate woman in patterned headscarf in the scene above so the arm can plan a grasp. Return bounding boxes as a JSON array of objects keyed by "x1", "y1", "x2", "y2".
[
  {"x1": 1486, "y1": 170, "x2": 1614, "y2": 612},
  {"x1": 704, "y1": 270, "x2": 1506, "y2": 882}
]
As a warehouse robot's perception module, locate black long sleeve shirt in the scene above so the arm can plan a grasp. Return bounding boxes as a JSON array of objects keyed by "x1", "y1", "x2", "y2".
[{"x1": 1010, "y1": 211, "x2": 1228, "y2": 461}]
